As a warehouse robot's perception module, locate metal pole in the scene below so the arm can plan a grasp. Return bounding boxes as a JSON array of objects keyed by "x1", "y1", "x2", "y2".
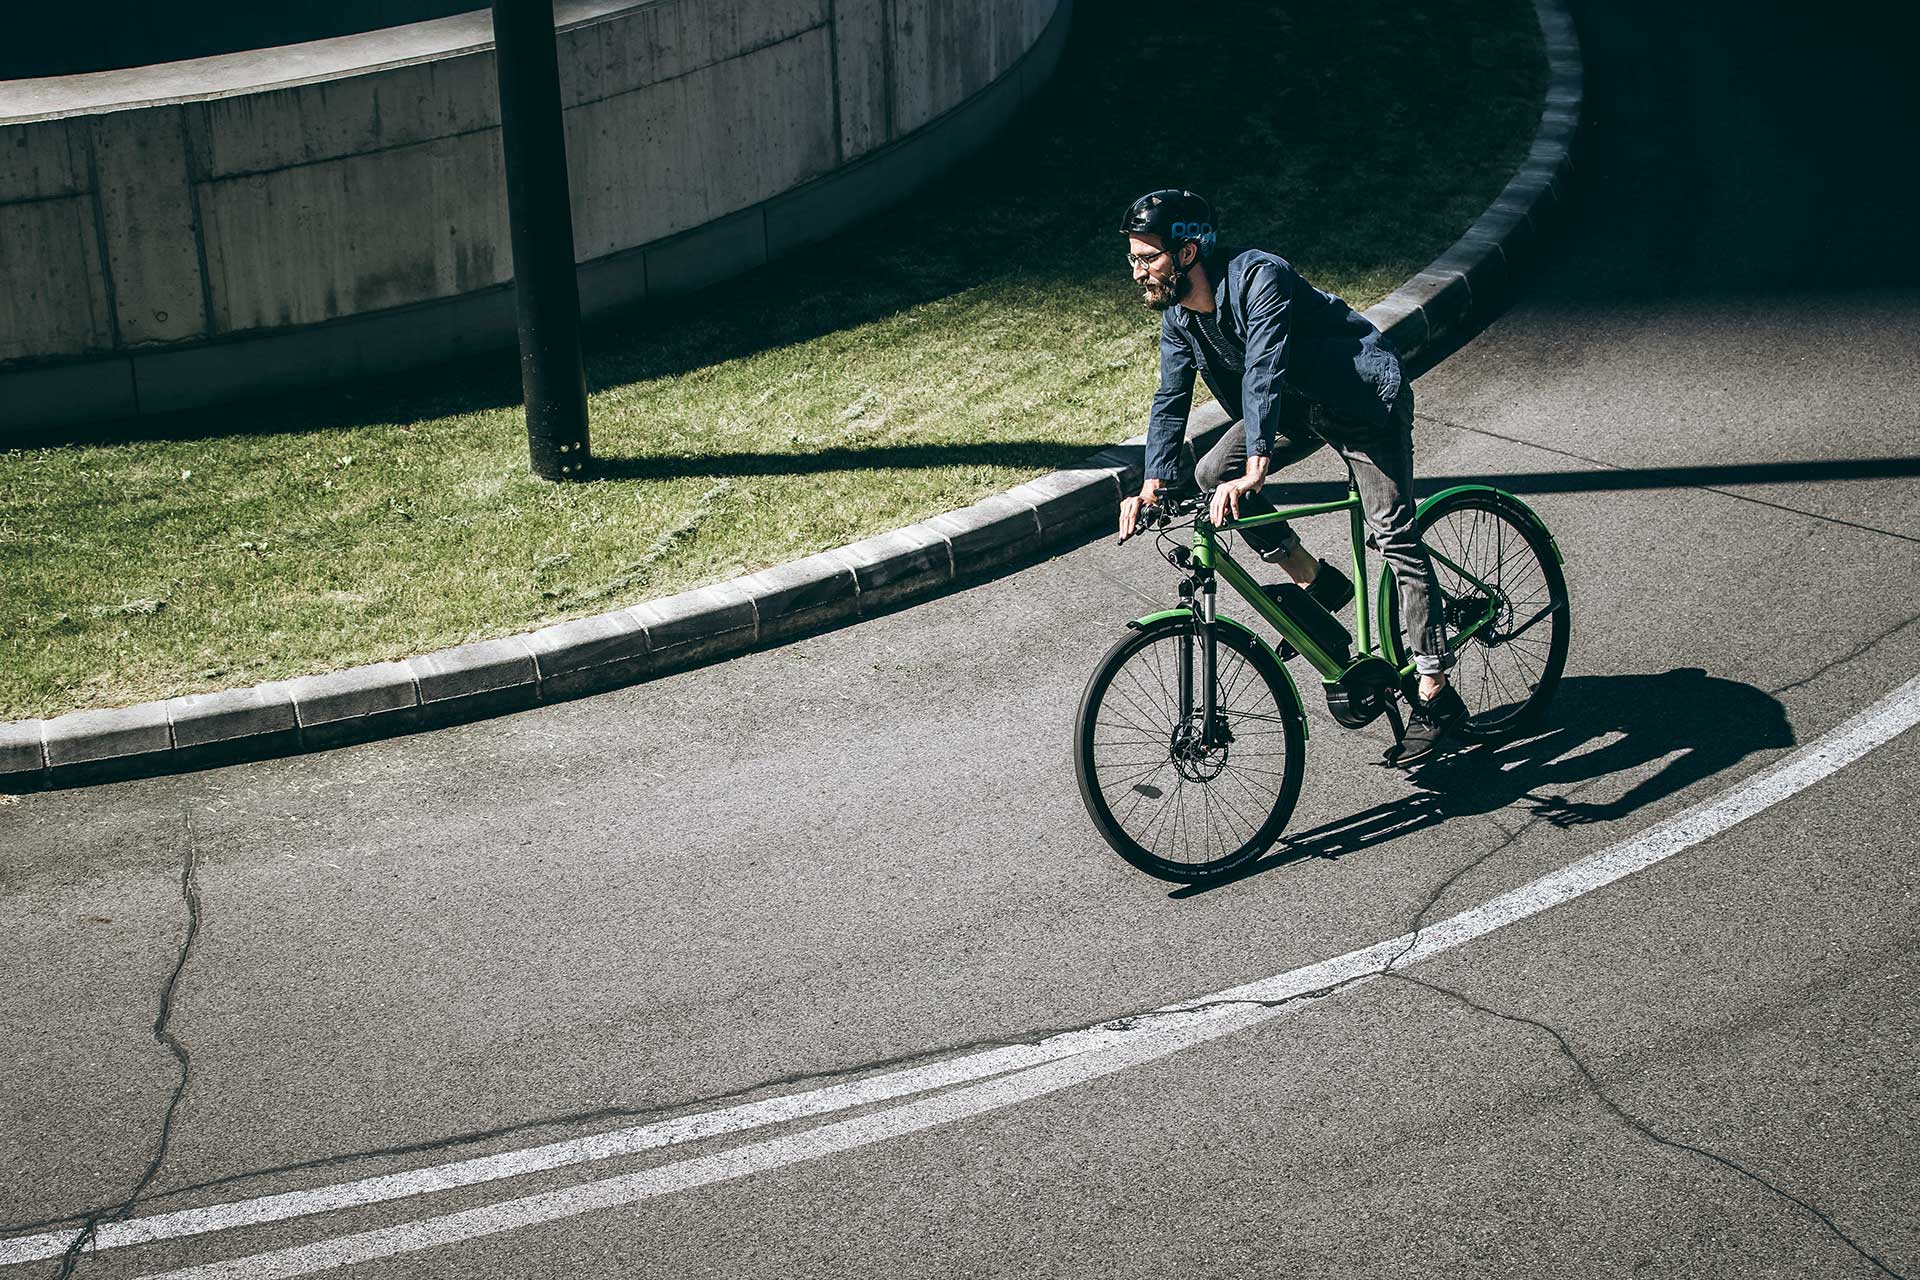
[{"x1": 491, "y1": 0, "x2": 590, "y2": 480}]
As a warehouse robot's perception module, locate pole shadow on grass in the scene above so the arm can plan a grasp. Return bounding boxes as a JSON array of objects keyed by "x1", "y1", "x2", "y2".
[
  {"x1": 594, "y1": 446, "x2": 1920, "y2": 492},
  {"x1": 587, "y1": 441, "x2": 1121, "y2": 481},
  {"x1": 1169, "y1": 668, "x2": 1795, "y2": 897}
]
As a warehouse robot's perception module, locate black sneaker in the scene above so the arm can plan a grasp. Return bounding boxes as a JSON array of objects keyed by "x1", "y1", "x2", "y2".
[
  {"x1": 1389, "y1": 683, "x2": 1468, "y2": 766},
  {"x1": 1306, "y1": 561, "x2": 1353, "y2": 612}
]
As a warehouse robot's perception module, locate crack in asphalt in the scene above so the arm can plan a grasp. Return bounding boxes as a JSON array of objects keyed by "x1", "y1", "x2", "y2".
[
  {"x1": 1115, "y1": 805, "x2": 1547, "y2": 1036},
  {"x1": 1393, "y1": 972, "x2": 1913, "y2": 1280},
  {"x1": 0, "y1": 725, "x2": 1811, "y2": 1254},
  {"x1": 1090, "y1": 561, "x2": 1169, "y2": 609},
  {"x1": 1419, "y1": 412, "x2": 1920, "y2": 547},
  {"x1": 1769, "y1": 610, "x2": 1920, "y2": 697},
  {"x1": 1386, "y1": 805, "x2": 1534, "y2": 969},
  {"x1": 0, "y1": 1012, "x2": 1136, "y2": 1236},
  {"x1": 3, "y1": 769, "x2": 1569, "y2": 1242},
  {"x1": 52, "y1": 814, "x2": 203, "y2": 1278},
  {"x1": 5, "y1": 802, "x2": 1545, "y2": 1241}
]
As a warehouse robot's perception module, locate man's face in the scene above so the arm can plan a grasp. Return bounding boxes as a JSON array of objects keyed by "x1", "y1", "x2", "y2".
[{"x1": 1128, "y1": 234, "x2": 1183, "y2": 310}]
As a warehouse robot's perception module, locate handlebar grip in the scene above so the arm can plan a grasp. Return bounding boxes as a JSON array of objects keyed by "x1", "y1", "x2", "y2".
[{"x1": 1118, "y1": 502, "x2": 1165, "y2": 545}]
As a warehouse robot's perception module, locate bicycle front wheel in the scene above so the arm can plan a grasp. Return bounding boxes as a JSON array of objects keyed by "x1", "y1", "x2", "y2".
[
  {"x1": 1074, "y1": 617, "x2": 1305, "y2": 882},
  {"x1": 1385, "y1": 488, "x2": 1571, "y2": 739}
]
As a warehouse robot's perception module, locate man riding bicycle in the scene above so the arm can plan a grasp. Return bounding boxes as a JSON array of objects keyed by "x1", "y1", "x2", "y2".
[{"x1": 1115, "y1": 188, "x2": 1464, "y2": 762}]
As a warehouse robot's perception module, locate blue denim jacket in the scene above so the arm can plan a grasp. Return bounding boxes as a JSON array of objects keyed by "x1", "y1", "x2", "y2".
[{"x1": 1144, "y1": 246, "x2": 1404, "y2": 482}]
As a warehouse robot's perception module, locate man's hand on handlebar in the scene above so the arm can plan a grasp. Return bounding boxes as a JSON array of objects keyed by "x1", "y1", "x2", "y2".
[
  {"x1": 1118, "y1": 478, "x2": 1166, "y2": 543},
  {"x1": 1208, "y1": 454, "x2": 1271, "y2": 527}
]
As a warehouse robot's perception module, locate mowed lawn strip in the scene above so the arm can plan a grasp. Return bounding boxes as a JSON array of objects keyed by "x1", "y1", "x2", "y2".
[{"x1": 1, "y1": 0, "x2": 1546, "y2": 720}]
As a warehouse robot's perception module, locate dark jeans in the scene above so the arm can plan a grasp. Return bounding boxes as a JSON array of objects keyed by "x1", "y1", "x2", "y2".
[{"x1": 1194, "y1": 386, "x2": 1452, "y2": 675}]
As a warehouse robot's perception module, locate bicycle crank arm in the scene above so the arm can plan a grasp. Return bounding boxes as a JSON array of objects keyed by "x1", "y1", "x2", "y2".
[{"x1": 1378, "y1": 695, "x2": 1407, "y2": 763}]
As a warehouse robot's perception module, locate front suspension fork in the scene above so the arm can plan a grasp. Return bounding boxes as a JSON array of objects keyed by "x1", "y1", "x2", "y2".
[{"x1": 1177, "y1": 574, "x2": 1222, "y2": 747}]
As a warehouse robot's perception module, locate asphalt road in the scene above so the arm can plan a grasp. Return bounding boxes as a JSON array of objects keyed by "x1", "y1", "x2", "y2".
[{"x1": 5, "y1": 0, "x2": 1918, "y2": 1276}]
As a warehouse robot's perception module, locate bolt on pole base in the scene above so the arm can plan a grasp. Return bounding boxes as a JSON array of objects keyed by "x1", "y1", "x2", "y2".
[{"x1": 492, "y1": 0, "x2": 591, "y2": 481}]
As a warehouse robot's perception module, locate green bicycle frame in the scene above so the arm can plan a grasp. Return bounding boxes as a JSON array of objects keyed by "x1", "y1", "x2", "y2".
[{"x1": 1188, "y1": 487, "x2": 1504, "y2": 685}]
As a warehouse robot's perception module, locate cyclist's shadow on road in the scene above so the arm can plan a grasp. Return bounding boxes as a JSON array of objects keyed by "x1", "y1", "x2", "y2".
[{"x1": 1179, "y1": 668, "x2": 1794, "y2": 895}]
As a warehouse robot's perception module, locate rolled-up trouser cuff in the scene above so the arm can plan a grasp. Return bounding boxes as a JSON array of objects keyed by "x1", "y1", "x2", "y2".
[
  {"x1": 1413, "y1": 650, "x2": 1452, "y2": 677},
  {"x1": 1256, "y1": 529, "x2": 1301, "y2": 561}
]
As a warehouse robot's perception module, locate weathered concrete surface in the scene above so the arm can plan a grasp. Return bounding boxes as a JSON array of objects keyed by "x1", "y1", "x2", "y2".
[
  {"x1": 8, "y1": 0, "x2": 480, "y2": 81},
  {"x1": 0, "y1": 0, "x2": 1069, "y2": 432}
]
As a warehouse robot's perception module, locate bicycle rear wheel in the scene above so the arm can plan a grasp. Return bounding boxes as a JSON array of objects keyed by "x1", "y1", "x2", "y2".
[
  {"x1": 1384, "y1": 488, "x2": 1570, "y2": 739},
  {"x1": 1074, "y1": 617, "x2": 1305, "y2": 882}
]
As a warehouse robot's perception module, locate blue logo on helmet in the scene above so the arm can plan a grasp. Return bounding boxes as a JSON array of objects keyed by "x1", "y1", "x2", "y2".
[{"x1": 1170, "y1": 220, "x2": 1216, "y2": 253}]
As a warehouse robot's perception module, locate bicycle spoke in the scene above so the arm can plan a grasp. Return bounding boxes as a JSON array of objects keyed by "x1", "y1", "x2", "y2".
[
  {"x1": 1132, "y1": 767, "x2": 1183, "y2": 849},
  {"x1": 1109, "y1": 772, "x2": 1170, "y2": 837},
  {"x1": 1102, "y1": 756, "x2": 1180, "y2": 796},
  {"x1": 1171, "y1": 769, "x2": 1195, "y2": 864},
  {"x1": 1118, "y1": 663, "x2": 1174, "y2": 731},
  {"x1": 1092, "y1": 723, "x2": 1167, "y2": 746},
  {"x1": 1142, "y1": 635, "x2": 1179, "y2": 727},
  {"x1": 1218, "y1": 764, "x2": 1280, "y2": 828},
  {"x1": 1190, "y1": 782, "x2": 1221, "y2": 859},
  {"x1": 1212, "y1": 773, "x2": 1266, "y2": 839},
  {"x1": 1219, "y1": 649, "x2": 1259, "y2": 708},
  {"x1": 1079, "y1": 618, "x2": 1310, "y2": 877},
  {"x1": 1212, "y1": 759, "x2": 1292, "y2": 780},
  {"x1": 1092, "y1": 712, "x2": 1164, "y2": 740}
]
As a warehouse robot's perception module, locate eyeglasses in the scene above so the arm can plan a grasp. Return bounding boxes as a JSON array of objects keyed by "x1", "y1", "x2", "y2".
[{"x1": 1125, "y1": 248, "x2": 1171, "y2": 270}]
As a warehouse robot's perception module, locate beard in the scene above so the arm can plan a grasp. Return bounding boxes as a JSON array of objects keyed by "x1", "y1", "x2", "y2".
[{"x1": 1140, "y1": 274, "x2": 1181, "y2": 311}]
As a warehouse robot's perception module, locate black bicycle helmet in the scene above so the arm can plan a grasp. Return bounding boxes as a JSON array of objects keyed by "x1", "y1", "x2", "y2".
[{"x1": 1119, "y1": 189, "x2": 1218, "y2": 260}]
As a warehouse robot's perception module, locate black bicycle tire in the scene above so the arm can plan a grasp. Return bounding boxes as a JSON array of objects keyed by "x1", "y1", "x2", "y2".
[
  {"x1": 1383, "y1": 488, "x2": 1571, "y2": 740},
  {"x1": 1073, "y1": 617, "x2": 1306, "y2": 882}
]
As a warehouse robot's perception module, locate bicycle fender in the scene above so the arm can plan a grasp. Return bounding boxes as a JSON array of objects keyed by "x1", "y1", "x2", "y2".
[
  {"x1": 1125, "y1": 609, "x2": 1309, "y2": 740},
  {"x1": 1127, "y1": 608, "x2": 1195, "y2": 629},
  {"x1": 1376, "y1": 485, "x2": 1567, "y2": 668},
  {"x1": 1417, "y1": 484, "x2": 1565, "y2": 564}
]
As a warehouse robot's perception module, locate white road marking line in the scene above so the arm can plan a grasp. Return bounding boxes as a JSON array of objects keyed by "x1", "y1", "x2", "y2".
[
  {"x1": 0, "y1": 1034, "x2": 1119, "y2": 1267},
  {"x1": 135, "y1": 1010, "x2": 1286, "y2": 1280},
  {"x1": 13, "y1": 674, "x2": 1918, "y2": 1278}
]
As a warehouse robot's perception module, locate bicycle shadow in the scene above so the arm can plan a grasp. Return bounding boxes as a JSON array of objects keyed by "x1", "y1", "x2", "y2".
[{"x1": 1170, "y1": 668, "x2": 1795, "y2": 897}]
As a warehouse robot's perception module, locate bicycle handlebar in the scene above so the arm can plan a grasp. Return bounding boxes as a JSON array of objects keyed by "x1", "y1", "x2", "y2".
[{"x1": 1118, "y1": 493, "x2": 1201, "y2": 545}]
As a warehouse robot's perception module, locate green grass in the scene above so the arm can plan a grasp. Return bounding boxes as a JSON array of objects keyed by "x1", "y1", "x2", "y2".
[{"x1": 0, "y1": 0, "x2": 1546, "y2": 721}]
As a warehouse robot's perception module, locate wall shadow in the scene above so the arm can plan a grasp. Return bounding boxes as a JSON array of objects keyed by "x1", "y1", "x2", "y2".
[
  {"x1": 1171, "y1": 668, "x2": 1794, "y2": 896},
  {"x1": 22, "y1": 0, "x2": 1538, "y2": 451},
  {"x1": 1363, "y1": 0, "x2": 1920, "y2": 381},
  {"x1": 7, "y1": 0, "x2": 477, "y2": 78},
  {"x1": 1549, "y1": 0, "x2": 1920, "y2": 302},
  {"x1": 26, "y1": 1, "x2": 1920, "y2": 460}
]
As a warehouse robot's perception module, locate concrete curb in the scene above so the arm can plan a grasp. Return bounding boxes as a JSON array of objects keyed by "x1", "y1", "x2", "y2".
[{"x1": 0, "y1": 0, "x2": 1582, "y2": 791}]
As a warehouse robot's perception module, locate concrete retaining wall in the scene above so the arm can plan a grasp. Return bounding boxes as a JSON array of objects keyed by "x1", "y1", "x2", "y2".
[
  {"x1": 8, "y1": 0, "x2": 481, "y2": 81},
  {"x1": 0, "y1": 0, "x2": 1070, "y2": 435}
]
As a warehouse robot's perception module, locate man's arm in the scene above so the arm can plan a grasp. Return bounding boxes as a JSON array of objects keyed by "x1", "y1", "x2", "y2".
[
  {"x1": 1236, "y1": 263, "x2": 1293, "y2": 468},
  {"x1": 1144, "y1": 316, "x2": 1196, "y2": 484},
  {"x1": 1207, "y1": 264, "x2": 1290, "y2": 525},
  {"x1": 1121, "y1": 318, "x2": 1197, "y2": 540}
]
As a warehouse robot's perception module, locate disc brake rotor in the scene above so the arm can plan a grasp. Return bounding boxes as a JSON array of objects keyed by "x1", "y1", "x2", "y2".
[{"x1": 1169, "y1": 716, "x2": 1232, "y2": 781}]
